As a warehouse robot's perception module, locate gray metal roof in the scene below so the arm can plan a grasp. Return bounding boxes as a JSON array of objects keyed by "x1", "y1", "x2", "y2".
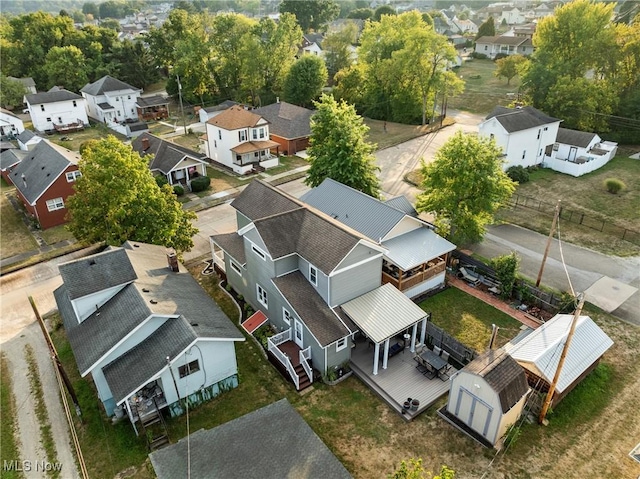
[
  {"x1": 301, "y1": 178, "x2": 406, "y2": 241},
  {"x1": 26, "y1": 89, "x2": 82, "y2": 105},
  {"x1": 103, "y1": 316, "x2": 197, "y2": 404},
  {"x1": 505, "y1": 314, "x2": 613, "y2": 393},
  {"x1": 210, "y1": 232, "x2": 246, "y2": 265},
  {"x1": 132, "y1": 132, "x2": 205, "y2": 175},
  {"x1": 0, "y1": 149, "x2": 25, "y2": 171},
  {"x1": 273, "y1": 271, "x2": 352, "y2": 347},
  {"x1": 150, "y1": 399, "x2": 352, "y2": 479},
  {"x1": 10, "y1": 140, "x2": 80, "y2": 205},
  {"x1": 16, "y1": 129, "x2": 38, "y2": 143},
  {"x1": 555, "y1": 127, "x2": 597, "y2": 148},
  {"x1": 231, "y1": 179, "x2": 301, "y2": 221},
  {"x1": 252, "y1": 102, "x2": 313, "y2": 140},
  {"x1": 384, "y1": 196, "x2": 417, "y2": 217},
  {"x1": 383, "y1": 227, "x2": 455, "y2": 270},
  {"x1": 80, "y1": 75, "x2": 140, "y2": 96},
  {"x1": 485, "y1": 106, "x2": 560, "y2": 133},
  {"x1": 340, "y1": 283, "x2": 428, "y2": 344},
  {"x1": 462, "y1": 349, "x2": 529, "y2": 413},
  {"x1": 203, "y1": 100, "x2": 238, "y2": 113}
]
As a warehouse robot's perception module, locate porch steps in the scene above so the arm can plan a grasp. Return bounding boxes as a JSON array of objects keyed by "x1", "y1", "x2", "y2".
[
  {"x1": 294, "y1": 364, "x2": 312, "y2": 391},
  {"x1": 149, "y1": 434, "x2": 170, "y2": 451}
]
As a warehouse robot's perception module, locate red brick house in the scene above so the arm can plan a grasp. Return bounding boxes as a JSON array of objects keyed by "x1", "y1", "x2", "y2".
[
  {"x1": 252, "y1": 101, "x2": 314, "y2": 155},
  {"x1": 8, "y1": 140, "x2": 81, "y2": 229}
]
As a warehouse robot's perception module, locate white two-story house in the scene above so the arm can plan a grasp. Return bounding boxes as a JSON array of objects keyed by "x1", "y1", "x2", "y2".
[
  {"x1": 204, "y1": 105, "x2": 280, "y2": 175},
  {"x1": 81, "y1": 75, "x2": 142, "y2": 125},
  {"x1": 25, "y1": 87, "x2": 88, "y2": 133}
]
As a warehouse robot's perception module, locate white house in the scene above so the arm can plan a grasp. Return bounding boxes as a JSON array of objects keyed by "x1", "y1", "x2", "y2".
[
  {"x1": 500, "y1": 7, "x2": 526, "y2": 24},
  {"x1": 7, "y1": 76, "x2": 37, "y2": 95},
  {"x1": 452, "y1": 18, "x2": 478, "y2": 34},
  {"x1": 16, "y1": 130, "x2": 42, "y2": 151},
  {"x1": 543, "y1": 128, "x2": 618, "y2": 177},
  {"x1": 474, "y1": 35, "x2": 534, "y2": 59},
  {"x1": 478, "y1": 106, "x2": 562, "y2": 169},
  {"x1": 197, "y1": 100, "x2": 238, "y2": 124},
  {"x1": 24, "y1": 88, "x2": 88, "y2": 133},
  {"x1": 0, "y1": 108, "x2": 24, "y2": 138},
  {"x1": 299, "y1": 33, "x2": 324, "y2": 57},
  {"x1": 81, "y1": 75, "x2": 142, "y2": 125},
  {"x1": 204, "y1": 105, "x2": 280, "y2": 175},
  {"x1": 53, "y1": 242, "x2": 245, "y2": 434}
]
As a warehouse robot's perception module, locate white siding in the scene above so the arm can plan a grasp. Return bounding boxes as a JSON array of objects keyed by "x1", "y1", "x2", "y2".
[
  {"x1": 72, "y1": 283, "x2": 129, "y2": 323},
  {"x1": 28, "y1": 99, "x2": 89, "y2": 132},
  {"x1": 383, "y1": 216, "x2": 421, "y2": 241}
]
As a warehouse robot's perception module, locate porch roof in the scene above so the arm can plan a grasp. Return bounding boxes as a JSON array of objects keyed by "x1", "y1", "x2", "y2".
[
  {"x1": 383, "y1": 227, "x2": 455, "y2": 270},
  {"x1": 340, "y1": 283, "x2": 428, "y2": 344},
  {"x1": 231, "y1": 139, "x2": 279, "y2": 154},
  {"x1": 210, "y1": 232, "x2": 246, "y2": 265}
]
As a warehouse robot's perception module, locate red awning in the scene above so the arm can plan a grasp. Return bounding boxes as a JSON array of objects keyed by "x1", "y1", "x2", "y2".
[{"x1": 242, "y1": 310, "x2": 268, "y2": 334}]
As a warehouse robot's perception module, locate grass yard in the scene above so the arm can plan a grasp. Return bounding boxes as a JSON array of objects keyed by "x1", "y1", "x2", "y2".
[
  {"x1": 0, "y1": 355, "x2": 22, "y2": 479},
  {"x1": 262, "y1": 155, "x2": 308, "y2": 176},
  {"x1": 39, "y1": 225, "x2": 75, "y2": 245},
  {"x1": 205, "y1": 166, "x2": 249, "y2": 191},
  {"x1": 167, "y1": 132, "x2": 202, "y2": 152},
  {"x1": 364, "y1": 118, "x2": 454, "y2": 150},
  {"x1": 47, "y1": 123, "x2": 126, "y2": 152},
  {"x1": 447, "y1": 58, "x2": 522, "y2": 115},
  {"x1": 0, "y1": 193, "x2": 38, "y2": 259}
]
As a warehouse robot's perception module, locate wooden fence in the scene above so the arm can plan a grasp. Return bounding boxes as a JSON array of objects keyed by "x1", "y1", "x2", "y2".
[{"x1": 425, "y1": 319, "x2": 478, "y2": 366}]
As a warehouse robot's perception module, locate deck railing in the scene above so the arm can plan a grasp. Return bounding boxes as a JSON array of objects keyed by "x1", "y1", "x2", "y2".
[
  {"x1": 381, "y1": 261, "x2": 446, "y2": 291},
  {"x1": 268, "y1": 328, "x2": 291, "y2": 348},
  {"x1": 299, "y1": 347, "x2": 313, "y2": 384},
  {"x1": 268, "y1": 335, "x2": 299, "y2": 389}
]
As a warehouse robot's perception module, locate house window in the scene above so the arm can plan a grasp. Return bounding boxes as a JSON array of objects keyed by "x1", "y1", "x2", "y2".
[
  {"x1": 252, "y1": 129, "x2": 258, "y2": 140},
  {"x1": 259, "y1": 128, "x2": 265, "y2": 139},
  {"x1": 484, "y1": 45, "x2": 488, "y2": 51},
  {"x1": 539, "y1": 149, "x2": 543, "y2": 156},
  {"x1": 127, "y1": 95, "x2": 131, "y2": 100},
  {"x1": 230, "y1": 260, "x2": 242, "y2": 275},
  {"x1": 336, "y1": 337, "x2": 347, "y2": 352},
  {"x1": 522, "y1": 150, "x2": 526, "y2": 159},
  {"x1": 257, "y1": 284, "x2": 268, "y2": 308},
  {"x1": 40, "y1": 105, "x2": 45, "y2": 112},
  {"x1": 283, "y1": 307, "x2": 292, "y2": 325},
  {"x1": 309, "y1": 265, "x2": 318, "y2": 286},
  {"x1": 537, "y1": 129, "x2": 541, "y2": 140},
  {"x1": 72, "y1": 100, "x2": 77, "y2": 107},
  {"x1": 252, "y1": 245, "x2": 266, "y2": 260},
  {"x1": 239, "y1": 130, "x2": 247, "y2": 142},
  {"x1": 46, "y1": 197, "x2": 64, "y2": 211},
  {"x1": 254, "y1": 152, "x2": 259, "y2": 158},
  {"x1": 490, "y1": 133, "x2": 494, "y2": 139},
  {"x1": 543, "y1": 127, "x2": 548, "y2": 131},
  {"x1": 218, "y1": 129, "x2": 222, "y2": 140},
  {"x1": 214, "y1": 140, "x2": 217, "y2": 148},
  {"x1": 553, "y1": 143, "x2": 559, "y2": 151},
  {"x1": 57, "y1": 117, "x2": 62, "y2": 123},
  {"x1": 66, "y1": 171, "x2": 82, "y2": 182},
  {"x1": 46, "y1": 117, "x2": 51, "y2": 122},
  {"x1": 178, "y1": 359, "x2": 200, "y2": 378}
]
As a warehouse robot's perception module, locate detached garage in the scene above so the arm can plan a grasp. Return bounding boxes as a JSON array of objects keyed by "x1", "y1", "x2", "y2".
[{"x1": 440, "y1": 348, "x2": 530, "y2": 448}]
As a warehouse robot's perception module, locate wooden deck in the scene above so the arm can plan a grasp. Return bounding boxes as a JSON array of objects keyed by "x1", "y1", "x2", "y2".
[
  {"x1": 350, "y1": 339, "x2": 454, "y2": 421},
  {"x1": 276, "y1": 340, "x2": 301, "y2": 367}
]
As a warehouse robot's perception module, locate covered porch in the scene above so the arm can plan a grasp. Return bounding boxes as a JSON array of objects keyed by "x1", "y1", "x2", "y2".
[
  {"x1": 136, "y1": 95, "x2": 170, "y2": 121},
  {"x1": 266, "y1": 328, "x2": 313, "y2": 391},
  {"x1": 231, "y1": 140, "x2": 280, "y2": 174},
  {"x1": 167, "y1": 161, "x2": 207, "y2": 189}
]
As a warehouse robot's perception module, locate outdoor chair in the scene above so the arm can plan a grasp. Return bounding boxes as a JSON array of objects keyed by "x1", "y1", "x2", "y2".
[
  {"x1": 441, "y1": 350, "x2": 450, "y2": 362},
  {"x1": 458, "y1": 267, "x2": 481, "y2": 286}
]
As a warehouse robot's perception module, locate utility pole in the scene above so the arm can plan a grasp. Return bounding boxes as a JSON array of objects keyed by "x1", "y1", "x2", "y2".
[
  {"x1": 176, "y1": 74, "x2": 187, "y2": 136},
  {"x1": 536, "y1": 199, "x2": 561, "y2": 287},
  {"x1": 538, "y1": 293, "x2": 585, "y2": 424}
]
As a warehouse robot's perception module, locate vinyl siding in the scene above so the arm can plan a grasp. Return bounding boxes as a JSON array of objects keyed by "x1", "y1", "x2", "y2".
[
  {"x1": 330, "y1": 256, "x2": 383, "y2": 306},
  {"x1": 274, "y1": 255, "x2": 298, "y2": 276},
  {"x1": 298, "y1": 256, "x2": 329, "y2": 303},
  {"x1": 335, "y1": 243, "x2": 382, "y2": 270},
  {"x1": 236, "y1": 211, "x2": 251, "y2": 230}
]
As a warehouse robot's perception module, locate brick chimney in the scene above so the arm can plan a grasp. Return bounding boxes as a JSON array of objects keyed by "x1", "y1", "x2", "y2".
[
  {"x1": 167, "y1": 250, "x2": 179, "y2": 272},
  {"x1": 141, "y1": 137, "x2": 150, "y2": 151}
]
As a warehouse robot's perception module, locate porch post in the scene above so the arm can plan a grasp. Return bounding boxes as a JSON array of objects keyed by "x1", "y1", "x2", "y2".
[
  {"x1": 373, "y1": 342, "x2": 380, "y2": 375},
  {"x1": 420, "y1": 318, "x2": 427, "y2": 347},
  {"x1": 382, "y1": 339, "x2": 390, "y2": 370},
  {"x1": 124, "y1": 399, "x2": 138, "y2": 436},
  {"x1": 410, "y1": 322, "x2": 418, "y2": 353}
]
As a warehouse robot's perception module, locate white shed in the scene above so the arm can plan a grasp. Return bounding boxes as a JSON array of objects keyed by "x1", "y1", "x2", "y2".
[{"x1": 442, "y1": 348, "x2": 530, "y2": 447}]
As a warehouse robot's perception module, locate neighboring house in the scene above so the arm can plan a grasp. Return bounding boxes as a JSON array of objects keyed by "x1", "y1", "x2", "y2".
[
  {"x1": 505, "y1": 314, "x2": 613, "y2": 407},
  {"x1": 252, "y1": 101, "x2": 313, "y2": 155},
  {"x1": 0, "y1": 108, "x2": 24, "y2": 138},
  {"x1": 478, "y1": 106, "x2": 562, "y2": 169},
  {"x1": 0, "y1": 148, "x2": 26, "y2": 184},
  {"x1": 7, "y1": 140, "x2": 81, "y2": 229},
  {"x1": 16, "y1": 129, "x2": 43, "y2": 151},
  {"x1": 204, "y1": 105, "x2": 279, "y2": 175},
  {"x1": 7, "y1": 76, "x2": 37, "y2": 95},
  {"x1": 197, "y1": 100, "x2": 238, "y2": 124},
  {"x1": 440, "y1": 348, "x2": 530, "y2": 448},
  {"x1": 211, "y1": 180, "x2": 444, "y2": 388},
  {"x1": 136, "y1": 95, "x2": 169, "y2": 122},
  {"x1": 533, "y1": 3, "x2": 555, "y2": 18},
  {"x1": 299, "y1": 33, "x2": 324, "y2": 57},
  {"x1": 149, "y1": 399, "x2": 352, "y2": 479},
  {"x1": 500, "y1": 7, "x2": 526, "y2": 24},
  {"x1": 54, "y1": 242, "x2": 245, "y2": 434},
  {"x1": 301, "y1": 178, "x2": 456, "y2": 299},
  {"x1": 81, "y1": 75, "x2": 142, "y2": 125},
  {"x1": 452, "y1": 18, "x2": 478, "y2": 34},
  {"x1": 474, "y1": 35, "x2": 534, "y2": 59},
  {"x1": 24, "y1": 88, "x2": 88, "y2": 134},
  {"x1": 543, "y1": 127, "x2": 618, "y2": 177},
  {"x1": 132, "y1": 132, "x2": 209, "y2": 189}
]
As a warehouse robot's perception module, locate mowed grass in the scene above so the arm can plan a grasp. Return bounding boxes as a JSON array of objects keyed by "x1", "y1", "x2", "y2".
[
  {"x1": 47, "y1": 123, "x2": 126, "y2": 152},
  {"x1": 447, "y1": 58, "x2": 522, "y2": 114},
  {"x1": 364, "y1": 117, "x2": 454, "y2": 150},
  {"x1": 0, "y1": 355, "x2": 22, "y2": 479},
  {"x1": 0, "y1": 192, "x2": 38, "y2": 259}
]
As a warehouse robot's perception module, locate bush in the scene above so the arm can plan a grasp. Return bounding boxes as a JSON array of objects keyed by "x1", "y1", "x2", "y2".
[
  {"x1": 604, "y1": 178, "x2": 625, "y2": 194},
  {"x1": 491, "y1": 252, "x2": 519, "y2": 299},
  {"x1": 173, "y1": 184, "x2": 185, "y2": 196},
  {"x1": 471, "y1": 52, "x2": 488, "y2": 59},
  {"x1": 155, "y1": 175, "x2": 168, "y2": 187},
  {"x1": 506, "y1": 165, "x2": 530, "y2": 184},
  {"x1": 190, "y1": 175, "x2": 211, "y2": 193},
  {"x1": 493, "y1": 52, "x2": 508, "y2": 61}
]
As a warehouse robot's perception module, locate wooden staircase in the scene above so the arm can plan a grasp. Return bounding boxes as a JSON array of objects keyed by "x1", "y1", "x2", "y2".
[
  {"x1": 137, "y1": 400, "x2": 170, "y2": 451},
  {"x1": 294, "y1": 363, "x2": 312, "y2": 391}
]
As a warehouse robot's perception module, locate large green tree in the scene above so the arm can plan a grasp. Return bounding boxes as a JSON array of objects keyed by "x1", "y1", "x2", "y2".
[
  {"x1": 475, "y1": 16, "x2": 495, "y2": 39},
  {"x1": 283, "y1": 55, "x2": 328, "y2": 107},
  {"x1": 66, "y1": 136, "x2": 198, "y2": 253},
  {"x1": 305, "y1": 94, "x2": 380, "y2": 198},
  {"x1": 416, "y1": 131, "x2": 515, "y2": 245},
  {"x1": 322, "y1": 21, "x2": 358, "y2": 78},
  {"x1": 0, "y1": 76, "x2": 26, "y2": 110},
  {"x1": 494, "y1": 54, "x2": 527, "y2": 85},
  {"x1": 43, "y1": 46, "x2": 89, "y2": 91},
  {"x1": 279, "y1": 0, "x2": 340, "y2": 32}
]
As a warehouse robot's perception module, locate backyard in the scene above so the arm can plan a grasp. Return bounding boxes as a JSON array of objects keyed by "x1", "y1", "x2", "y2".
[
  {"x1": 43, "y1": 266, "x2": 640, "y2": 479},
  {"x1": 1, "y1": 180, "x2": 38, "y2": 258}
]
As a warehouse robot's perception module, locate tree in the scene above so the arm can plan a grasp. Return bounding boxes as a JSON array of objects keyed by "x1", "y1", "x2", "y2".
[
  {"x1": 347, "y1": 8, "x2": 373, "y2": 20},
  {"x1": 66, "y1": 136, "x2": 198, "y2": 253},
  {"x1": 490, "y1": 252, "x2": 520, "y2": 299},
  {"x1": 43, "y1": 46, "x2": 89, "y2": 91},
  {"x1": 475, "y1": 16, "x2": 495, "y2": 39},
  {"x1": 416, "y1": 131, "x2": 515, "y2": 245},
  {"x1": 305, "y1": 94, "x2": 380, "y2": 198},
  {"x1": 389, "y1": 459, "x2": 455, "y2": 479},
  {"x1": 494, "y1": 54, "x2": 526, "y2": 85},
  {"x1": 279, "y1": 0, "x2": 340, "y2": 32},
  {"x1": 82, "y1": 2, "x2": 98, "y2": 17},
  {"x1": 374, "y1": 5, "x2": 396, "y2": 21},
  {"x1": 283, "y1": 55, "x2": 328, "y2": 107},
  {"x1": 0, "y1": 75, "x2": 26, "y2": 110},
  {"x1": 114, "y1": 40, "x2": 160, "y2": 89},
  {"x1": 323, "y1": 21, "x2": 358, "y2": 78}
]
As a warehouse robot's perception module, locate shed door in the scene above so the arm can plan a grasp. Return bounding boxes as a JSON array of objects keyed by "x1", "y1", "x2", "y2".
[{"x1": 457, "y1": 389, "x2": 493, "y2": 439}]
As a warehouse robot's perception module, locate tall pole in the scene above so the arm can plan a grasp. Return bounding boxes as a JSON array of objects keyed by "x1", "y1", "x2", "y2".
[
  {"x1": 538, "y1": 293, "x2": 585, "y2": 424},
  {"x1": 176, "y1": 74, "x2": 187, "y2": 136},
  {"x1": 536, "y1": 199, "x2": 561, "y2": 287}
]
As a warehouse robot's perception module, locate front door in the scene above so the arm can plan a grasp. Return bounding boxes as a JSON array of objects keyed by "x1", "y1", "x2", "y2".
[{"x1": 293, "y1": 319, "x2": 304, "y2": 348}]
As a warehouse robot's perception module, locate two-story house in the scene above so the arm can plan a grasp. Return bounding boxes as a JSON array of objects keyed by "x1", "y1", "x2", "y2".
[
  {"x1": 204, "y1": 106, "x2": 280, "y2": 175},
  {"x1": 252, "y1": 101, "x2": 314, "y2": 155},
  {"x1": 0, "y1": 108, "x2": 24, "y2": 139},
  {"x1": 81, "y1": 75, "x2": 142, "y2": 125},
  {"x1": 54, "y1": 242, "x2": 245, "y2": 435},
  {"x1": 478, "y1": 106, "x2": 562, "y2": 169},
  {"x1": 24, "y1": 87, "x2": 88, "y2": 134}
]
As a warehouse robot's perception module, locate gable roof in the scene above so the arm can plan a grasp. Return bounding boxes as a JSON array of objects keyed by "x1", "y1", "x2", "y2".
[
  {"x1": 149, "y1": 399, "x2": 352, "y2": 479},
  {"x1": 475, "y1": 35, "x2": 529, "y2": 46},
  {"x1": 132, "y1": 132, "x2": 205, "y2": 174},
  {"x1": 135, "y1": 95, "x2": 169, "y2": 108},
  {"x1": 555, "y1": 128, "x2": 598, "y2": 148},
  {"x1": 208, "y1": 105, "x2": 265, "y2": 130},
  {"x1": 0, "y1": 149, "x2": 26, "y2": 171},
  {"x1": 7, "y1": 76, "x2": 35, "y2": 88},
  {"x1": 26, "y1": 89, "x2": 82, "y2": 105},
  {"x1": 252, "y1": 102, "x2": 313, "y2": 140},
  {"x1": 0, "y1": 108, "x2": 19, "y2": 119},
  {"x1": 462, "y1": 349, "x2": 529, "y2": 413},
  {"x1": 485, "y1": 106, "x2": 560, "y2": 133},
  {"x1": 505, "y1": 314, "x2": 613, "y2": 393},
  {"x1": 16, "y1": 129, "x2": 39, "y2": 144},
  {"x1": 303, "y1": 33, "x2": 324, "y2": 46},
  {"x1": 231, "y1": 179, "x2": 301, "y2": 221},
  {"x1": 384, "y1": 196, "x2": 417, "y2": 217},
  {"x1": 10, "y1": 140, "x2": 80, "y2": 204},
  {"x1": 209, "y1": 232, "x2": 246, "y2": 265},
  {"x1": 203, "y1": 100, "x2": 238, "y2": 113},
  {"x1": 80, "y1": 75, "x2": 140, "y2": 96}
]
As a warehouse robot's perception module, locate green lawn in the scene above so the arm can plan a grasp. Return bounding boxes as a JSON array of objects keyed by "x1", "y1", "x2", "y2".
[
  {"x1": 364, "y1": 117, "x2": 455, "y2": 150},
  {"x1": 39, "y1": 225, "x2": 75, "y2": 245},
  {"x1": 262, "y1": 155, "x2": 308, "y2": 176},
  {"x1": 0, "y1": 192, "x2": 38, "y2": 259},
  {"x1": 47, "y1": 123, "x2": 126, "y2": 152}
]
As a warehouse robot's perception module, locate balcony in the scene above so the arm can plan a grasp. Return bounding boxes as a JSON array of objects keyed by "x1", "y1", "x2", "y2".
[{"x1": 382, "y1": 258, "x2": 447, "y2": 292}]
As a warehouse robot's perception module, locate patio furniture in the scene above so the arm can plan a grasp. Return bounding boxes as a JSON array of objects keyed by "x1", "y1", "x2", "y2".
[
  {"x1": 420, "y1": 349, "x2": 449, "y2": 380},
  {"x1": 379, "y1": 342, "x2": 403, "y2": 360},
  {"x1": 458, "y1": 267, "x2": 481, "y2": 286}
]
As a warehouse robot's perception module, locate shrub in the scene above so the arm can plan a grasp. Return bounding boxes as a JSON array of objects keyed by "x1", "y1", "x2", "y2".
[
  {"x1": 79, "y1": 139, "x2": 99, "y2": 155},
  {"x1": 506, "y1": 165, "x2": 530, "y2": 184},
  {"x1": 155, "y1": 175, "x2": 168, "y2": 187},
  {"x1": 491, "y1": 252, "x2": 519, "y2": 299},
  {"x1": 190, "y1": 175, "x2": 211, "y2": 192},
  {"x1": 604, "y1": 178, "x2": 625, "y2": 194},
  {"x1": 173, "y1": 184, "x2": 184, "y2": 196},
  {"x1": 494, "y1": 52, "x2": 508, "y2": 61},
  {"x1": 471, "y1": 52, "x2": 488, "y2": 59}
]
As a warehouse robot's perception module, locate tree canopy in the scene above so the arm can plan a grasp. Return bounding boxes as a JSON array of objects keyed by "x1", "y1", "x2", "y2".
[
  {"x1": 283, "y1": 55, "x2": 328, "y2": 108},
  {"x1": 66, "y1": 136, "x2": 198, "y2": 253},
  {"x1": 476, "y1": 16, "x2": 495, "y2": 39},
  {"x1": 322, "y1": 21, "x2": 358, "y2": 78},
  {"x1": 0, "y1": 75, "x2": 26, "y2": 110},
  {"x1": 416, "y1": 131, "x2": 515, "y2": 245},
  {"x1": 305, "y1": 94, "x2": 380, "y2": 198},
  {"x1": 494, "y1": 54, "x2": 527, "y2": 85},
  {"x1": 279, "y1": 0, "x2": 340, "y2": 32}
]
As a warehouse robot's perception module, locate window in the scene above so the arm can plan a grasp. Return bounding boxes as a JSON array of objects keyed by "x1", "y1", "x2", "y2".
[
  {"x1": 254, "y1": 152, "x2": 259, "y2": 158},
  {"x1": 522, "y1": 150, "x2": 526, "y2": 159},
  {"x1": 40, "y1": 105, "x2": 45, "y2": 112},
  {"x1": 543, "y1": 127, "x2": 548, "y2": 131},
  {"x1": 66, "y1": 171, "x2": 82, "y2": 182},
  {"x1": 46, "y1": 117, "x2": 51, "y2": 122},
  {"x1": 57, "y1": 117, "x2": 62, "y2": 123},
  {"x1": 214, "y1": 140, "x2": 217, "y2": 148},
  {"x1": 238, "y1": 130, "x2": 247, "y2": 142},
  {"x1": 539, "y1": 149, "x2": 543, "y2": 156},
  {"x1": 178, "y1": 360, "x2": 200, "y2": 378},
  {"x1": 230, "y1": 260, "x2": 242, "y2": 275},
  {"x1": 336, "y1": 338, "x2": 347, "y2": 352},
  {"x1": 72, "y1": 100, "x2": 77, "y2": 107},
  {"x1": 283, "y1": 307, "x2": 292, "y2": 325},
  {"x1": 218, "y1": 129, "x2": 222, "y2": 140},
  {"x1": 252, "y1": 245, "x2": 266, "y2": 260},
  {"x1": 553, "y1": 143, "x2": 559, "y2": 151},
  {"x1": 489, "y1": 133, "x2": 494, "y2": 139},
  {"x1": 537, "y1": 129, "x2": 541, "y2": 140},
  {"x1": 127, "y1": 95, "x2": 131, "y2": 99},
  {"x1": 484, "y1": 45, "x2": 488, "y2": 51},
  {"x1": 257, "y1": 284, "x2": 268, "y2": 308},
  {"x1": 259, "y1": 128, "x2": 265, "y2": 139},
  {"x1": 46, "y1": 197, "x2": 64, "y2": 211},
  {"x1": 309, "y1": 265, "x2": 318, "y2": 285},
  {"x1": 252, "y1": 129, "x2": 258, "y2": 140}
]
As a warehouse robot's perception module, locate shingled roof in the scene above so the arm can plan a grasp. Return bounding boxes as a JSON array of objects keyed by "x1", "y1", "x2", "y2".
[
  {"x1": 208, "y1": 105, "x2": 266, "y2": 130},
  {"x1": 485, "y1": 106, "x2": 560, "y2": 133},
  {"x1": 230, "y1": 179, "x2": 301, "y2": 221},
  {"x1": 555, "y1": 127, "x2": 597, "y2": 148},
  {"x1": 252, "y1": 101, "x2": 313, "y2": 140},
  {"x1": 132, "y1": 132, "x2": 205, "y2": 175},
  {"x1": 26, "y1": 89, "x2": 82, "y2": 105},
  {"x1": 81, "y1": 75, "x2": 140, "y2": 96}
]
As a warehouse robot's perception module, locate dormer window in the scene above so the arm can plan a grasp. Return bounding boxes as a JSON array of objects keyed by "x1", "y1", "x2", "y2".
[{"x1": 309, "y1": 265, "x2": 318, "y2": 286}]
